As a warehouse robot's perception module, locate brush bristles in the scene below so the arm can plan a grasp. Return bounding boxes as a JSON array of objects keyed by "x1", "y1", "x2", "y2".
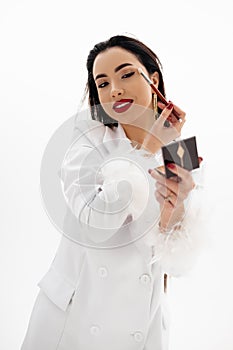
[
  {"x1": 137, "y1": 68, "x2": 153, "y2": 85},
  {"x1": 137, "y1": 67, "x2": 143, "y2": 75}
]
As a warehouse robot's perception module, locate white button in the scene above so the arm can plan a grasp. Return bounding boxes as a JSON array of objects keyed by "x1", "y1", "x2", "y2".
[
  {"x1": 140, "y1": 274, "x2": 151, "y2": 284},
  {"x1": 98, "y1": 267, "x2": 108, "y2": 278},
  {"x1": 133, "y1": 331, "x2": 144, "y2": 342},
  {"x1": 90, "y1": 325, "x2": 101, "y2": 335}
]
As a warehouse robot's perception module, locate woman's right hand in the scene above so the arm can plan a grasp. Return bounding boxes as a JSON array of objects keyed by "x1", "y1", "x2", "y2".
[{"x1": 141, "y1": 102, "x2": 186, "y2": 153}]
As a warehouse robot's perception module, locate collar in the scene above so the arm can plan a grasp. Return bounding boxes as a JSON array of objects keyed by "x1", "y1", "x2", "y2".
[{"x1": 102, "y1": 123, "x2": 132, "y2": 145}]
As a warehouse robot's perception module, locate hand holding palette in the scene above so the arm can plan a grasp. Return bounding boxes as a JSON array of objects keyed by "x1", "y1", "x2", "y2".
[{"x1": 156, "y1": 136, "x2": 200, "y2": 180}]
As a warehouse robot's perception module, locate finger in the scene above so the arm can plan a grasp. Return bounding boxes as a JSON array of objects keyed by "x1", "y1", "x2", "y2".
[
  {"x1": 178, "y1": 117, "x2": 186, "y2": 128},
  {"x1": 158, "y1": 101, "x2": 186, "y2": 123},
  {"x1": 156, "y1": 180, "x2": 184, "y2": 206},
  {"x1": 156, "y1": 183, "x2": 175, "y2": 198},
  {"x1": 158, "y1": 100, "x2": 185, "y2": 115},
  {"x1": 164, "y1": 192, "x2": 177, "y2": 207},
  {"x1": 198, "y1": 156, "x2": 203, "y2": 164},
  {"x1": 168, "y1": 114, "x2": 180, "y2": 124},
  {"x1": 149, "y1": 168, "x2": 178, "y2": 190},
  {"x1": 150, "y1": 169, "x2": 180, "y2": 194},
  {"x1": 160, "y1": 178, "x2": 179, "y2": 196},
  {"x1": 157, "y1": 101, "x2": 166, "y2": 110},
  {"x1": 157, "y1": 102, "x2": 174, "y2": 125},
  {"x1": 166, "y1": 163, "x2": 195, "y2": 188},
  {"x1": 149, "y1": 166, "x2": 193, "y2": 197},
  {"x1": 155, "y1": 190, "x2": 174, "y2": 209},
  {"x1": 148, "y1": 168, "x2": 166, "y2": 184},
  {"x1": 166, "y1": 163, "x2": 188, "y2": 177},
  {"x1": 148, "y1": 168, "x2": 178, "y2": 192},
  {"x1": 170, "y1": 102, "x2": 186, "y2": 116}
]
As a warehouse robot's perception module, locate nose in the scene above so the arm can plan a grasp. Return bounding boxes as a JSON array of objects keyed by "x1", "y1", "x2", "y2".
[{"x1": 111, "y1": 87, "x2": 124, "y2": 98}]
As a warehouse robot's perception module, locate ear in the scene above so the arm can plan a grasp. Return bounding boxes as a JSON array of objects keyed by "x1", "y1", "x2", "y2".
[{"x1": 150, "y1": 71, "x2": 159, "y2": 88}]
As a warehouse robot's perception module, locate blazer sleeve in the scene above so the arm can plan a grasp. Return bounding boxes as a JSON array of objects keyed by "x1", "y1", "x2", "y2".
[
  {"x1": 150, "y1": 160, "x2": 210, "y2": 277},
  {"x1": 60, "y1": 120, "x2": 152, "y2": 244}
]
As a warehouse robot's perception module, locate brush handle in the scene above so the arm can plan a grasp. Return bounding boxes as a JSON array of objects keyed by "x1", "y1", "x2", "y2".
[{"x1": 138, "y1": 68, "x2": 181, "y2": 121}]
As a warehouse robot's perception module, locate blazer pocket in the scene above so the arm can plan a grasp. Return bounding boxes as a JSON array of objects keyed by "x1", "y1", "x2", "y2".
[{"x1": 37, "y1": 267, "x2": 76, "y2": 312}]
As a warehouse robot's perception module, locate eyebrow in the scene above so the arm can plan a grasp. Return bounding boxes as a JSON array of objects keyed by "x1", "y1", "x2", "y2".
[{"x1": 95, "y1": 63, "x2": 133, "y2": 81}]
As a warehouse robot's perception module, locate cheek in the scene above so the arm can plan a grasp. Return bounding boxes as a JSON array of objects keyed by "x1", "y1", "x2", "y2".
[
  {"x1": 98, "y1": 89, "x2": 111, "y2": 105},
  {"x1": 97, "y1": 90, "x2": 105, "y2": 103},
  {"x1": 135, "y1": 82, "x2": 151, "y2": 101},
  {"x1": 138, "y1": 87, "x2": 152, "y2": 107}
]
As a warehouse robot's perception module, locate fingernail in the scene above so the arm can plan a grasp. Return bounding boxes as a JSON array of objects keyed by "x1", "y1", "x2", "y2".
[
  {"x1": 166, "y1": 102, "x2": 173, "y2": 110},
  {"x1": 166, "y1": 163, "x2": 175, "y2": 169},
  {"x1": 148, "y1": 169, "x2": 153, "y2": 174}
]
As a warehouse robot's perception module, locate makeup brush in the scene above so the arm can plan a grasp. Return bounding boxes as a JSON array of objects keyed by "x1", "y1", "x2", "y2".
[{"x1": 137, "y1": 67, "x2": 181, "y2": 121}]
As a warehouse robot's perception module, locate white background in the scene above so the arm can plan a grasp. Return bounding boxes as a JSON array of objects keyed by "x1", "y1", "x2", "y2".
[{"x1": 1, "y1": 0, "x2": 233, "y2": 349}]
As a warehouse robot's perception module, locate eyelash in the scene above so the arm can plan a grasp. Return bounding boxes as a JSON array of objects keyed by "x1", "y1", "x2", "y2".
[
  {"x1": 98, "y1": 82, "x2": 109, "y2": 89},
  {"x1": 121, "y1": 71, "x2": 135, "y2": 79},
  {"x1": 97, "y1": 71, "x2": 135, "y2": 89}
]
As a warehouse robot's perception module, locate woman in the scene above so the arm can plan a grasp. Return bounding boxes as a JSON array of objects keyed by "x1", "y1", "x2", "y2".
[{"x1": 21, "y1": 35, "x2": 204, "y2": 350}]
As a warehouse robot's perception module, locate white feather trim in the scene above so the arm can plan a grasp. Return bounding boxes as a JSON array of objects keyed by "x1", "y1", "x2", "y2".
[{"x1": 148, "y1": 161, "x2": 210, "y2": 277}]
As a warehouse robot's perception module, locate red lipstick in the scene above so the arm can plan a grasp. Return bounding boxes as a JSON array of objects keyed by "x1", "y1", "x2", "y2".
[{"x1": 113, "y1": 99, "x2": 133, "y2": 113}]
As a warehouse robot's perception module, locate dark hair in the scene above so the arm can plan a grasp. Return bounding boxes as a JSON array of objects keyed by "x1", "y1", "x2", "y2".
[{"x1": 85, "y1": 35, "x2": 166, "y2": 129}]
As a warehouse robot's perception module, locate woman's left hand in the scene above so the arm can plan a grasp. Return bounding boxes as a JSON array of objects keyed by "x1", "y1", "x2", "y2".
[{"x1": 148, "y1": 163, "x2": 196, "y2": 230}]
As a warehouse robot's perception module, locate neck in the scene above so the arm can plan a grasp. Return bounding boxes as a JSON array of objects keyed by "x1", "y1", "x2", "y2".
[
  {"x1": 120, "y1": 111, "x2": 155, "y2": 149},
  {"x1": 121, "y1": 124, "x2": 147, "y2": 148}
]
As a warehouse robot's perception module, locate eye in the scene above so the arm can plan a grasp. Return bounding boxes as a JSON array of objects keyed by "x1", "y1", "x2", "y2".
[
  {"x1": 98, "y1": 81, "x2": 109, "y2": 89},
  {"x1": 121, "y1": 71, "x2": 135, "y2": 79}
]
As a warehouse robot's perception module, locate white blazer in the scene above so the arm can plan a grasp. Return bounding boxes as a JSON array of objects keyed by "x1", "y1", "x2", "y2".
[{"x1": 21, "y1": 119, "x2": 205, "y2": 350}]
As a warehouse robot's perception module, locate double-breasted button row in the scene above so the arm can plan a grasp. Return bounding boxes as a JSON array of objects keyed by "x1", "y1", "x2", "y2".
[
  {"x1": 139, "y1": 273, "x2": 151, "y2": 285},
  {"x1": 97, "y1": 268, "x2": 151, "y2": 285},
  {"x1": 90, "y1": 325, "x2": 144, "y2": 342},
  {"x1": 90, "y1": 325, "x2": 101, "y2": 335},
  {"x1": 97, "y1": 266, "x2": 108, "y2": 278},
  {"x1": 132, "y1": 331, "x2": 144, "y2": 342}
]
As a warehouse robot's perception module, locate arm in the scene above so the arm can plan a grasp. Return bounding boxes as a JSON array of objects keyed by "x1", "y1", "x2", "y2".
[{"x1": 149, "y1": 161, "x2": 208, "y2": 277}]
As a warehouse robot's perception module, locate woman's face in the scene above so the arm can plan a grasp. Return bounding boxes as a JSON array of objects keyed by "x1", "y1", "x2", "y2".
[{"x1": 93, "y1": 47, "x2": 159, "y2": 122}]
